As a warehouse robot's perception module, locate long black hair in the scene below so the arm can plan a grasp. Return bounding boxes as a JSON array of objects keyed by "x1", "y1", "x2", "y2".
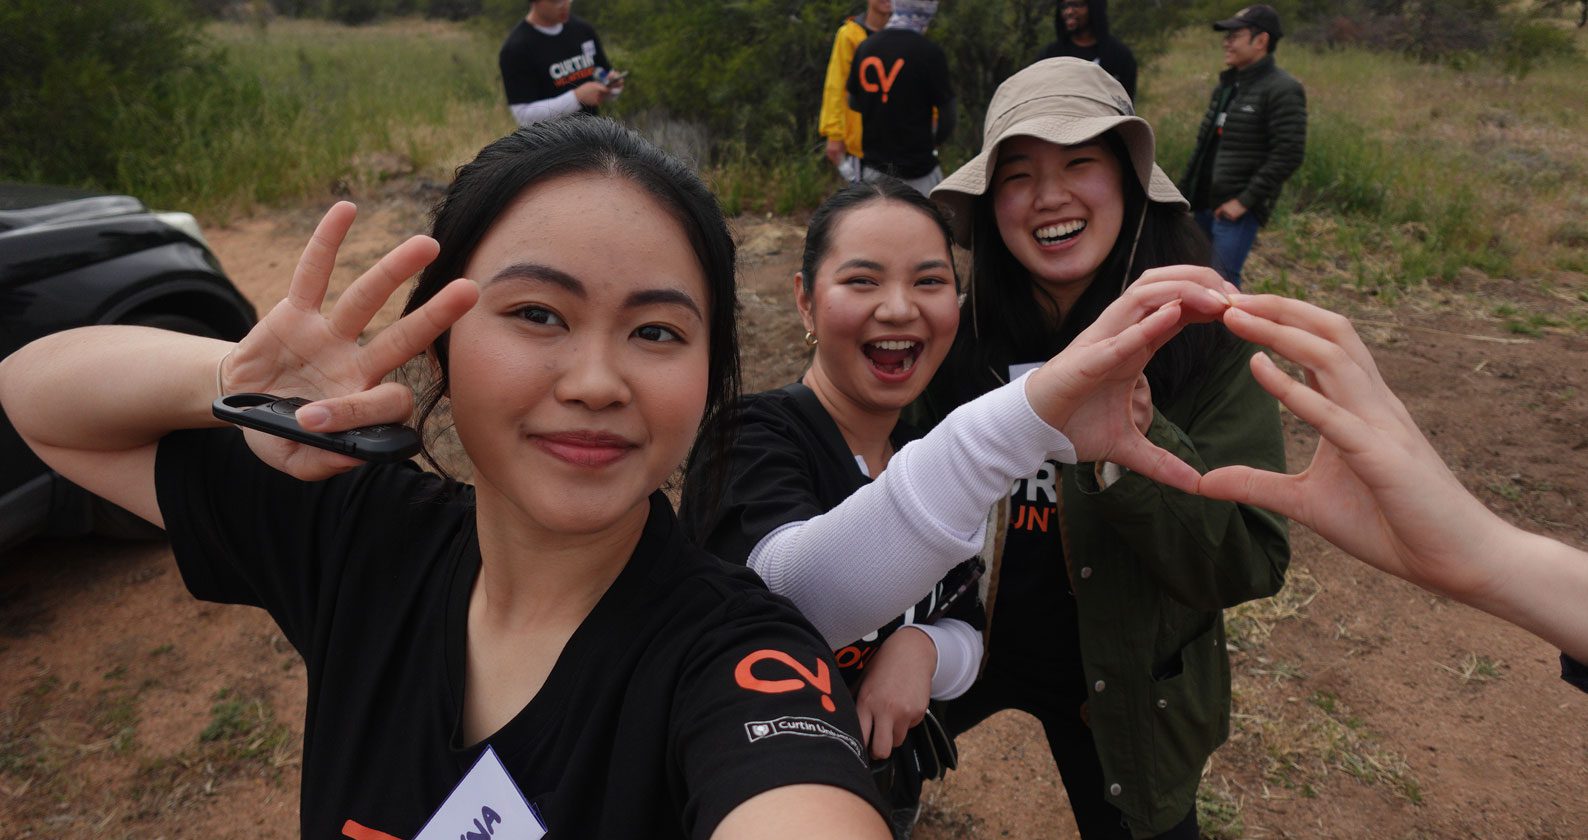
[
  {"x1": 401, "y1": 116, "x2": 740, "y2": 487},
  {"x1": 949, "y1": 131, "x2": 1230, "y2": 408}
]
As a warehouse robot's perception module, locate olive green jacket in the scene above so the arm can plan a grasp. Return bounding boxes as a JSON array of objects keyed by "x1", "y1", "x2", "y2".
[
  {"x1": 1181, "y1": 55, "x2": 1308, "y2": 225},
  {"x1": 912, "y1": 339, "x2": 1291, "y2": 837}
]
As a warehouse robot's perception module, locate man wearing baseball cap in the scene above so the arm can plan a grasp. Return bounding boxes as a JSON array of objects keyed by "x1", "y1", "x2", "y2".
[{"x1": 1180, "y1": 4, "x2": 1307, "y2": 287}]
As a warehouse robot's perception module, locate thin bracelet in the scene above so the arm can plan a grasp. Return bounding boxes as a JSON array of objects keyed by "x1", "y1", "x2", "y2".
[{"x1": 215, "y1": 350, "x2": 233, "y2": 400}]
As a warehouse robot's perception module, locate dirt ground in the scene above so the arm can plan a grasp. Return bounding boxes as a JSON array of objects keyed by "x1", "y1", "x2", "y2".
[{"x1": 2, "y1": 181, "x2": 1586, "y2": 838}]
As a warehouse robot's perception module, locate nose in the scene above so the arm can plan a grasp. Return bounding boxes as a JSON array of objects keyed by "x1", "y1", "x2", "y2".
[
  {"x1": 874, "y1": 280, "x2": 919, "y2": 325},
  {"x1": 1032, "y1": 173, "x2": 1073, "y2": 212},
  {"x1": 552, "y1": 336, "x2": 631, "y2": 411}
]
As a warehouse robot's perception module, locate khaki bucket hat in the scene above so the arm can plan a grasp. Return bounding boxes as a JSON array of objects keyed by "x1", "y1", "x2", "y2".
[{"x1": 932, "y1": 57, "x2": 1187, "y2": 247}]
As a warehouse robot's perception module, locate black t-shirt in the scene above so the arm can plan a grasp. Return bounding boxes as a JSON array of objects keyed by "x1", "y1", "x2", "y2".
[
  {"x1": 1036, "y1": 36, "x2": 1138, "y2": 102},
  {"x1": 845, "y1": 29, "x2": 952, "y2": 180},
  {"x1": 155, "y1": 428, "x2": 879, "y2": 839},
  {"x1": 913, "y1": 359, "x2": 1085, "y2": 688},
  {"x1": 499, "y1": 17, "x2": 610, "y2": 113},
  {"x1": 678, "y1": 384, "x2": 983, "y2": 692}
]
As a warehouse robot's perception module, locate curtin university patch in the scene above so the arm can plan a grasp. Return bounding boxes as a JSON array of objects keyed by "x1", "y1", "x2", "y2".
[{"x1": 743, "y1": 715, "x2": 864, "y2": 763}]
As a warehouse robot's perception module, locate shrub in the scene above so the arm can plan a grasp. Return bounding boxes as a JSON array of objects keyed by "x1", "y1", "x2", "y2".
[{"x1": 0, "y1": 0, "x2": 215, "y2": 186}]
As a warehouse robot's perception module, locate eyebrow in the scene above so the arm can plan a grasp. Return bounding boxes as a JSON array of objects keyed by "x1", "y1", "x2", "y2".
[{"x1": 486, "y1": 262, "x2": 703, "y2": 319}]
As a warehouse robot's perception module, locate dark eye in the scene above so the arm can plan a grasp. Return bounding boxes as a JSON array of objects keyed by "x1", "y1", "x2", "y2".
[
  {"x1": 841, "y1": 275, "x2": 879, "y2": 287},
  {"x1": 917, "y1": 275, "x2": 950, "y2": 287},
  {"x1": 516, "y1": 306, "x2": 565, "y2": 327},
  {"x1": 1069, "y1": 156, "x2": 1096, "y2": 167},
  {"x1": 635, "y1": 324, "x2": 682, "y2": 343}
]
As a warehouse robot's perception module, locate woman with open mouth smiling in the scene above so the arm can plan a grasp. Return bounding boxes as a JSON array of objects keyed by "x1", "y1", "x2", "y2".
[
  {"x1": 909, "y1": 59, "x2": 1292, "y2": 839},
  {"x1": 682, "y1": 180, "x2": 981, "y2": 836}
]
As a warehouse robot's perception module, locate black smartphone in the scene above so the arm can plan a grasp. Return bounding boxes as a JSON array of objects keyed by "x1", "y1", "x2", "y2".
[{"x1": 213, "y1": 393, "x2": 421, "y2": 463}]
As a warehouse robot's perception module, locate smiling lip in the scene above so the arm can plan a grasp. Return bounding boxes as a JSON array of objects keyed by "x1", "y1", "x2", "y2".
[
  {"x1": 531, "y1": 430, "x2": 638, "y2": 468},
  {"x1": 862, "y1": 336, "x2": 925, "y2": 384},
  {"x1": 1034, "y1": 219, "x2": 1087, "y2": 251}
]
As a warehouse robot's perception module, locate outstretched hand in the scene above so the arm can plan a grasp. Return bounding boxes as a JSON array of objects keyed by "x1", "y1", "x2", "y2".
[
  {"x1": 220, "y1": 202, "x2": 478, "y2": 480},
  {"x1": 1195, "y1": 295, "x2": 1512, "y2": 602},
  {"x1": 1024, "y1": 266, "x2": 1235, "y2": 493}
]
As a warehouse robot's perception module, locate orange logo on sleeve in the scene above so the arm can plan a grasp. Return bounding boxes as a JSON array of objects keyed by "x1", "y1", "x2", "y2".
[
  {"x1": 734, "y1": 649, "x2": 837, "y2": 713},
  {"x1": 859, "y1": 57, "x2": 906, "y2": 103},
  {"x1": 342, "y1": 820, "x2": 403, "y2": 840}
]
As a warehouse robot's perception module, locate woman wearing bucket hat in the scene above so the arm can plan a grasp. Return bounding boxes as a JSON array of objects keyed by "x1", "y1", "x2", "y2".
[{"x1": 908, "y1": 58, "x2": 1292, "y2": 838}]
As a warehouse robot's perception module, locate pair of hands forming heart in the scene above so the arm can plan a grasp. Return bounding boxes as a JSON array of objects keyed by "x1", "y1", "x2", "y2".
[{"x1": 1031, "y1": 265, "x2": 1537, "y2": 622}]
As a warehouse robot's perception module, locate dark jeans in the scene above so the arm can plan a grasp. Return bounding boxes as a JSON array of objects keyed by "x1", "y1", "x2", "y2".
[
  {"x1": 1195, "y1": 209, "x2": 1261, "y2": 288},
  {"x1": 945, "y1": 664, "x2": 1199, "y2": 840}
]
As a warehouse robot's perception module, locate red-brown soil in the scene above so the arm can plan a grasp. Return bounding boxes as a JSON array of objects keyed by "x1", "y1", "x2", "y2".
[{"x1": 2, "y1": 183, "x2": 1585, "y2": 838}]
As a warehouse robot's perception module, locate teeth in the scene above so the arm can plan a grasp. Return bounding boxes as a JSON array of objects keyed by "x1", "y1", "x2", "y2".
[
  {"x1": 1035, "y1": 220, "x2": 1086, "y2": 241},
  {"x1": 900, "y1": 355, "x2": 914, "y2": 372},
  {"x1": 870, "y1": 340, "x2": 918, "y2": 350}
]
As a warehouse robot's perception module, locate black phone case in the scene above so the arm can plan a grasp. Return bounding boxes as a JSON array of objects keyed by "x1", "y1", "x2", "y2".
[{"x1": 212, "y1": 393, "x2": 421, "y2": 463}]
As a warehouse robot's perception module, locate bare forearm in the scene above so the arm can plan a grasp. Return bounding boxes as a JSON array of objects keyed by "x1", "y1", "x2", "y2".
[
  {"x1": 0, "y1": 326, "x2": 229, "y2": 452},
  {"x1": 1474, "y1": 526, "x2": 1588, "y2": 663}
]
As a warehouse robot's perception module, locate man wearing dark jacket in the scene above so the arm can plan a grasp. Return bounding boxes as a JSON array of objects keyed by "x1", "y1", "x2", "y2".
[
  {"x1": 1180, "y1": 4, "x2": 1306, "y2": 287},
  {"x1": 1036, "y1": 0, "x2": 1137, "y2": 101}
]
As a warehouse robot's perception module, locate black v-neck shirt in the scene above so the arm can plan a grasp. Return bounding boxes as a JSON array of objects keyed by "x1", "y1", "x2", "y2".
[{"x1": 156, "y1": 428, "x2": 877, "y2": 839}]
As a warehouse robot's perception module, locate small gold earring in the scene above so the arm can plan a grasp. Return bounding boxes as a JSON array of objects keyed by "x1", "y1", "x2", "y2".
[{"x1": 803, "y1": 331, "x2": 818, "y2": 347}]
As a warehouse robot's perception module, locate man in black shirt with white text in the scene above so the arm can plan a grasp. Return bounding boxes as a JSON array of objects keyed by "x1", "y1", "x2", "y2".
[{"x1": 499, "y1": 0, "x2": 623, "y2": 127}]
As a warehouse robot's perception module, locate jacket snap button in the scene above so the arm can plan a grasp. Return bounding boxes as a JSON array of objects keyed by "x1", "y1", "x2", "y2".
[
  {"x1": 1109, "y1": 783, "x2": 1122, "y2": 796},
  {"x1": 1157, "y1": 698, "x2": 1168, "y2": 709},
  {"x1": 1080, "y1": 566, "x2": 1093, "y2": 579},
  {"x1": 1094, "y1": 680, "x2": 1106, "y2": 693}
]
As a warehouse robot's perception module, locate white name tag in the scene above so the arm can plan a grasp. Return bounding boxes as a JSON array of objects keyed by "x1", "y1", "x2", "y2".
[
  {"x1": 1007, "y1": 362, "x2": 1042, "y2": 381},
  {"x1": 414, "y1": 746, "x2": 546, "y2": 840}
]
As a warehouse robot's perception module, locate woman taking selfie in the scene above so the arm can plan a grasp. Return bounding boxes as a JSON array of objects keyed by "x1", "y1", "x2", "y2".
[
  {"x1": 911, "y1": 59, "x2": 1291, "y2": 839},
  {"x1": 0, "y1": 118, "x2": 889, "y2": 840}
]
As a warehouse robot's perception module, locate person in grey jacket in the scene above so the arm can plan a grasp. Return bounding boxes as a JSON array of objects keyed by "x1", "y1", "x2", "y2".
[{"x1": 1181, "y1": 4, "x2": 1306, "y2": 287}]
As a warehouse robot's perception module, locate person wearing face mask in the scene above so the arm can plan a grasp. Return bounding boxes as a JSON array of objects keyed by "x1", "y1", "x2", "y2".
[
  {"x1": 820, "y1": 0, "x2": 894, "y2": 180},
  {"x1": 1179, "y1": 4, "x2": 1307, "y2": 288},
  {"x1": 846, "y1": 0, "x2": 956, "y2": 195},
  {"x1": 1036, "y1": 0, "x2": 1138, "y2": 102}
]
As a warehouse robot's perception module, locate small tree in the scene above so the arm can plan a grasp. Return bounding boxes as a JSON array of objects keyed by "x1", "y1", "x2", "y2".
[{"x1": 0, "y1": 0, "x2": 212, "y2": 186}]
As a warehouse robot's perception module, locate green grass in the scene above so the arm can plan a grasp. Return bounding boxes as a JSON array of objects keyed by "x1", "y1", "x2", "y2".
[
  {"x1": 135, "y1": 18, "x2": 511, "y2": 220},
  {"x1": 708, "y1": 151, "x2": 835, "y2": 218},
  {"x1": 1140, "y1": 27, "x2": 1588, "y2": 293}
]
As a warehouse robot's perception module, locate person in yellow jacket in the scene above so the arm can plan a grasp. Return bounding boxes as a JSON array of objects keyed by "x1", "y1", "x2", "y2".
[{"x1": 821, "y1": 1, "x2": 892, "y2": 181}]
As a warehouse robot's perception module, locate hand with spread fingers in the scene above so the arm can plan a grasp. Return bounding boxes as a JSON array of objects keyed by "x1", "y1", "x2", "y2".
[
  {"x1": 221, "y1": 202, "x2": 479, "y2": 480},
  {"x1": 1198, "y1": 294, "x2": 1588, "y2": 661},
  {"x1": 1024, "y1": 267, "x2": 1235, "y2": 493}
]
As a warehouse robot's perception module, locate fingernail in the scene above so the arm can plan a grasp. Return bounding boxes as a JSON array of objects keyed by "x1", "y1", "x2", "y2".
[
  {"x1": 297, "y1": 405, "x2": 331, "y2": 429},
  {"x1": 1205, "y1": 287, "x2": 1232, "y2": 306},
  {"x1": 1225, "y1": 305, "x2": 1250, "y2": 319}
]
